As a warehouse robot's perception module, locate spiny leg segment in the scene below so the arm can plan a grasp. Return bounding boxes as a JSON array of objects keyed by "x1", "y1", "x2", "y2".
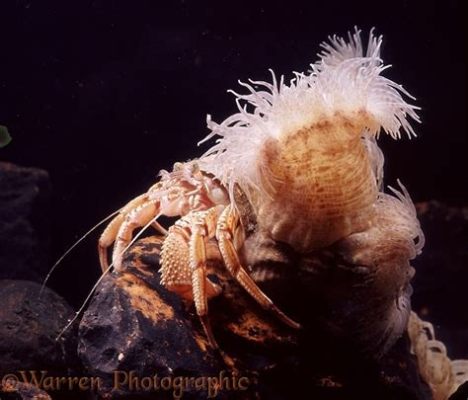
[{"x1": 161, "y1": 206, "x2": 224, "y2": 348}]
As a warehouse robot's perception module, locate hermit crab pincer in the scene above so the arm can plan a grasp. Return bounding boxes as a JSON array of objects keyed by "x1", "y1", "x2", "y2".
[{"x1": 96, "y1": 28, "x2": 424, "y2": 352}]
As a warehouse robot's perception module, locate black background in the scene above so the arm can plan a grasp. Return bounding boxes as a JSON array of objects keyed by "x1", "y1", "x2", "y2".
[{"x1": 0, "y1": 0, "x2": 466, "y2": 304}]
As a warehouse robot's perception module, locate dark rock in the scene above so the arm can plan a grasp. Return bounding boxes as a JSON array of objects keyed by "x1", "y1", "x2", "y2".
[
  {"x1": 79, "y1": 238, "x2": 297, "y2": 399},
  {"x1": 0, "y1": 162, "x2": 51, "y2": 282},
  {"x1": 252, "y1": 333, "x2": 432, "y2": 400},
  {"x1": 79, "y1": 235, "x2": 433, "y2": 399},
  {"x1": 0, "y1": 381, "x2": 51, "y2": 400},
  {"x1": 0, "y1": 280, "x2": 79, "y2": 377},
  {"x1": 242, "y1": 234, "x2": 431, "y2": 399},
  {"x1": 78, "y1": 239, "x2": 221, "y2": 399}
]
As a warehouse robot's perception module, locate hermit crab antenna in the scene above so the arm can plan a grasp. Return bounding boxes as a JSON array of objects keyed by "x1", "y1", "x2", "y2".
[
  {"x1": 55, "y1": 214, "x2": 160, "y2": 340},
  {"x1": 55, "y1": 261, "x2": 114, "y2": 341},
  {"x1": 39, "y1": 208, "x2": 122, "y2": 298}
]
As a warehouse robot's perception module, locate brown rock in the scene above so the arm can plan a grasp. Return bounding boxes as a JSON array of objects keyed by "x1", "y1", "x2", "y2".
[
  {"x1": 78, "y1": 239, "x2": 224, "y2": 399},
  {"x1": 78, "y1": 233, "x2": 434, "y2": 399}
]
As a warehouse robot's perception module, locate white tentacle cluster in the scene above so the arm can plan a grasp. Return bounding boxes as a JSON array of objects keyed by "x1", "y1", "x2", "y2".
[
  {"x1": 408, "y1": 312, "x2": 468, "y2": 399},
  {"x1": 199, "y1": 28, "x2": 420, "y2": 197}
]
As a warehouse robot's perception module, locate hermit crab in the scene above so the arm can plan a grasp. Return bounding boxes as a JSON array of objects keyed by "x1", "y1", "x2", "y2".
[
  {"x1": 97, "y1": 28, "x2": 423, "y2": 351},
  {"x1": 49, "y1": 28, "x2": 468, "y2": 399}
]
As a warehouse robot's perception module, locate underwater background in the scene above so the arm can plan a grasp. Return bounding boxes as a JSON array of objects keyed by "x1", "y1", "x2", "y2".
[{"x1": 0, "y1": 0, "x2": 466, "y2": 367}]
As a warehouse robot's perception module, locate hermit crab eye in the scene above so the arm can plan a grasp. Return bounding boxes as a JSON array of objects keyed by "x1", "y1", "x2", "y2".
[
  {"x1": 173, "y1": 162, "x2": 183, "y2": 171},
  {"x1": 190, "y1": 162, "x2": 201, "y2": 176}
]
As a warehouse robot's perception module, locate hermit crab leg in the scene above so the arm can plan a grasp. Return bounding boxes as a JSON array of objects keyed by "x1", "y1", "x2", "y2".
[
  {"x1": 161, "y1": 207, "x2": 224, "y2": 348},
  {"x1": 187, "y1": 206, "x2": 226, "y2": 348},
  {"x1": 216, "y1": 205, "x2": 301, "y2": 330},
  {"x1": 110, "y1": 199, "x2": 165, "y2": 271},
  {"x1": 160, "y1": 223, "x2": 222, "y2": 301},
  {"x1": 98, "y1": 194, "x2": 149, "y2": 271}
]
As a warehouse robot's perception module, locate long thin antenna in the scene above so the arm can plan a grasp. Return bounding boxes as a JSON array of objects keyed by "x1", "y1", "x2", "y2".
[
  {"x1": 55, "y1": 214, "x2": 160, "y2": 340},
  {"x1": 39, "y1": 209, "x2": 122, "y2": 297},
  {"x1": 55, "y1": 261, "x2": 114, "y2": 340}
]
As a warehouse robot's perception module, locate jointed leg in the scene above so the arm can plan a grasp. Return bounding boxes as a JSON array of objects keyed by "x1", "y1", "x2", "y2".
[
  {"x1": 188, "y1": 207, "x2": 225, "y2": 348},
  {"x1": 98, "y1": 181, "x2": 170, "y2": 272},
  {"x1": 216, "y1": 205, "x2": 301, "y2": 329},
  {"x1": 110, "y1": 199, "x2": 165, "y2": 271},
  {"x1": 98, "y1": 194, "x2": 148, "y2": 272},
  {"x1": 160, "y1": 207, "x2": 224, "y2": 347}
]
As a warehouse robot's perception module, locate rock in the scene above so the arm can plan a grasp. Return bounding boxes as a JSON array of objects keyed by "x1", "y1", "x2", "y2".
[
  {"x1": 0, "y1": 280, "x2": 79, "y2": 377},
  {"x1": 78, "y1": 239, "x2": 221, "y2": 399},
  {"x1": 1, "y1": 381, "x2": 51, "y2": 400},
  {"x1": 252, "y1": 333, "x2": 432, "y2": 400},
  {"x1": 78, "y1": 238, "x2": 298, "y2": 399},
  {"x1": 0, "y1": 162, "x2": 51, "y2": 282},
  {"x1": 79, "y1": 235, "x2": 433, "y2": 399},
  {"x1": 246, "y1": 259, "x2": 431, "y2": 399}
]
